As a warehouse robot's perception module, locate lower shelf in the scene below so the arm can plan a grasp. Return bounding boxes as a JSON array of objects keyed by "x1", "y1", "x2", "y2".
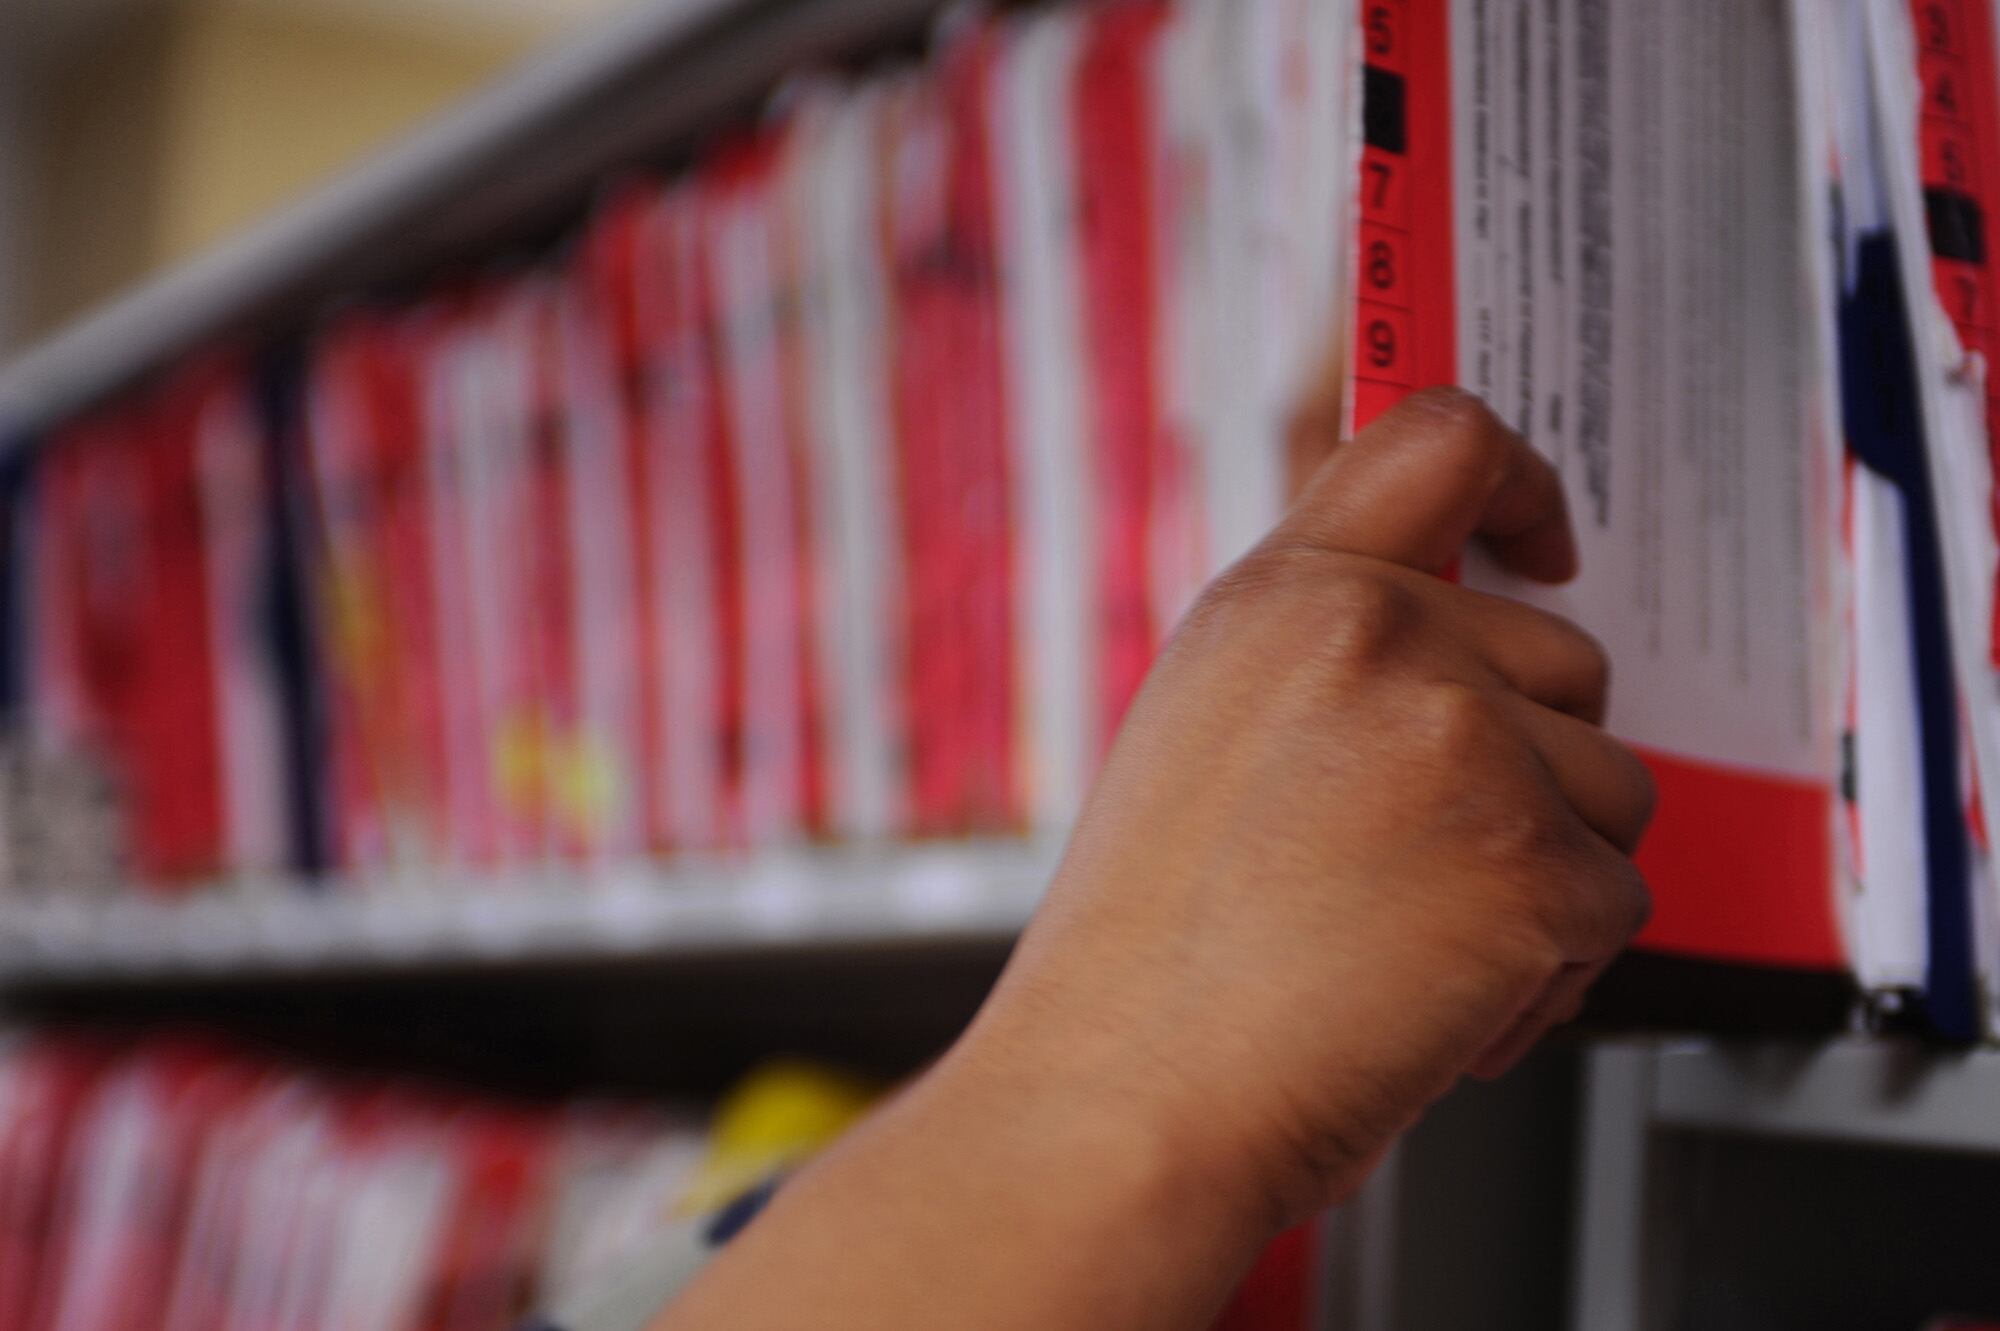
[
  {"x1": 0, "y1": 838, "x2": 1059, "y2": 984},
  {"x1": 1649, "y1": 1037, "x2": 2000, "y2": 1156},
  {"x1": 1575, "y1": 1038, "x2": 2000, "y2": 1331}
]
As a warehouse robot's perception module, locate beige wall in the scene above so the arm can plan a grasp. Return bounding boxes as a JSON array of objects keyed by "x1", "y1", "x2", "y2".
[
  {"x1": 21, "y1": 7, "x2": 178, "y2": 341},
  {"x1": 17, "y1": 0, "x2": 536, "y2": 350},
  {"x1": 153, "y1": 4, "x2": 530, "y2": 261}
]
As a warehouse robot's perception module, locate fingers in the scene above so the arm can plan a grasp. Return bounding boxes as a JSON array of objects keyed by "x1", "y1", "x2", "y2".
[
  {"x1": 1507, "y1": 697, "x2": 1657, "y2": 854},
  {"x1": 1467, "y1": 960, "x2": 1603, "y2": 1081},
  {"x1": 1463, "y1": 823, "x2": 1643, "y2": 1081},
  {"x1": 1279, "y1": 386, "x2": 1577, "y2": 583},
  {"x1": 1446, "y1": 585, "x2": 1611, "y2": 724},
  {"x1": 1477, "y1": 622, "x2": 1649, "y2": 1080},
  {"x1": 1273, "y1": 373, "x2": 1639, "y2": 1087}
]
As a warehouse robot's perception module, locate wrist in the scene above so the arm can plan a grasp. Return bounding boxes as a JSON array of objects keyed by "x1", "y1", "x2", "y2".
[
  {"x1": 670, "y1": 1012, "x2": 1289, "y2": 1330},
  {"x1": 932, "y1": 999, "x2": 1290, "y2": 1259}
]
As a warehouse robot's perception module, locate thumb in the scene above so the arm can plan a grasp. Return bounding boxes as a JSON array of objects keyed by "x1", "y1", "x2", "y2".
[{"x1": 1277, "y1": 385, "x2": 1578, "y2": 584}]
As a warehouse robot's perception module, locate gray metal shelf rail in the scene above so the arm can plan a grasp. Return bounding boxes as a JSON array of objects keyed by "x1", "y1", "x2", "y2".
[
  {"x1": 0, "y1": 840, "x2": 1059, "y2": 984},
  {"x1": 1571, "y1": 1039, "x2": 2000, "y2": 1331}
]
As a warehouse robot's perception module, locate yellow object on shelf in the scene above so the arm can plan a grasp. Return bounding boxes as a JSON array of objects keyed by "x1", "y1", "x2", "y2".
[{"x1": 676, "y1": 1061, "x2": 880, "y2": 1216}]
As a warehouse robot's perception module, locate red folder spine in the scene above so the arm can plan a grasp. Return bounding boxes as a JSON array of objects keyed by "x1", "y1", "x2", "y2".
[
  {"x1": 882, "y1": 32, "x2": 1021, "y2": 833},
  {"x1": 704, "y1": 131, "x2": 825, "y2": 845},
  {"x1": 883, "y1": 71, "x2": 966, "y2": 834},
  {"x1": 138, "y1": 384, "x2": 229, "y2": 884},
  {"x1": 1351, "y1": 0, "x2": 1456, "y2": 433},
  {"x1": 373, "y1": 322, "x2": 455, "y2": 870},
  {"x1": 634, "y1": 190, "x2": 734, "y2": 851},
  {"x1": 950, "y1": 36, "x2": 1023, "y2": 832},
  {"x1": 694, "y1": 192, "x2": 750, "y2": 849},
  {"x1": 39, "y1": 390, "x2": 230, "y2": 888},
  {"x1": 521, "y1": 286, "x2": 587, "y2": 862},
  {"x1": 1360, "y1": 0, "x2": 1842, "y2": 970},
  {"x1": 412, "y1": 301, "x2": 494, "y2": 870},
  {"x1": 1074, "y1": 2, "x2": 1172, "y2": 749},
  {"x1": 578, "y1": 195, "x2": 673, "y2": 858},
  {"x1": 1907, "y1": 0, "x2": 2000, "y2": 665},
  {"x1": 775, "y1": 139, "x2": 831, "y2": 839},
  {"x1": 0, "y1": 1041, "x2": 108, "y2": 1330},
  {"x1": 415, "y1": 1112, "x2": 553, "y2": 1331},
  {"x1": 306, "y1": 318, "x2": 454, "y2": 872}
]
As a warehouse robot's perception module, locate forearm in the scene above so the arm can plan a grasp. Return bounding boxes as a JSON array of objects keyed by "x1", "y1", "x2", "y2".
[
  {"x1": 648, "y1": 1017, "x2": 1275, "y2": 1331},
  {"x1": 645, "y1": 386, "x2": 1652, "y2": 1326}
]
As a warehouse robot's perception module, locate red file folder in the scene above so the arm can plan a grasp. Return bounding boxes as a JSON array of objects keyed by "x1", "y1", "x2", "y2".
[{"x1": 1350, "y1": 0, "x2": 1845, "y2": 977}]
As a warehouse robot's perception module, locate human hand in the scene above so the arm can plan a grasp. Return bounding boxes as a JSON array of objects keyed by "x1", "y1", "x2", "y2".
[{"x1": 961, "y1": 383, "x2": 1654, "y2": 1231}]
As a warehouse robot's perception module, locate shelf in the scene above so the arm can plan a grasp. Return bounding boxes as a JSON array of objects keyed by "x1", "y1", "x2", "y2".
[
  {"x1": 1576, "y1": 1039, "x2": 2000, "y2": 1331},
  {"x1": 1648, "y1": 1038, "x2": 2000, "y2": 1156},
  {"x1": 0, "y1": 0, "x2": 947, "y2": 439},
  {"x1": 0, "y1": 838, "x2": 1057, "y2": 985}
]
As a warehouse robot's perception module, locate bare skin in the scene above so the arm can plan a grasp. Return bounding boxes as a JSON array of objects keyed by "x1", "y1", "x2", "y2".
[{"x1": 651, "y1": 376, "x2": 1654, "y2": 1331}]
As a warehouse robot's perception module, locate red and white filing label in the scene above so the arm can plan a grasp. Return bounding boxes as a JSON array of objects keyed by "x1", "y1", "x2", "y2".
[
  {"x1": 1353, "y1": 0, "x2": 1843, "y2": 968},
  {"x1": 1350, "y1": 0, "x2": 1457, "y2": 431},
  {"x1": 1906, "y1": 0, "x2": 2000, "y2": 664}
]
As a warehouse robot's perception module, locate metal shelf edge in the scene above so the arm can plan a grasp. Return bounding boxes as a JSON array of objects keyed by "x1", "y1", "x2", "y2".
[
  {"x1": 1650, "y1": 1038, "x2": 2000, "y2": 1155},
  {"x1": 0, "y1": 839, "x2": 1057, "y2": 984}
]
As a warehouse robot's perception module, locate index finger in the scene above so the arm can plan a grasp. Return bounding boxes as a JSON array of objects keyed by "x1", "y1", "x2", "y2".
[{"x1": 1277, "y1": 386, "x2": 1578, "y2": 583}]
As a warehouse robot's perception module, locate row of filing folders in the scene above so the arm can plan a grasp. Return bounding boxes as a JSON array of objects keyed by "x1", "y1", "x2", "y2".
[
  {"x1": 0, "y1": 1031, "x2": 1333, "y2": 1331},
  {"x1": 11, "y1": 0, "x2": 2000, "y2": 1041}
]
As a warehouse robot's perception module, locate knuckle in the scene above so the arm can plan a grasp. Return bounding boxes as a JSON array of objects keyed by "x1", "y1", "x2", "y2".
[
  {"x1": 1529, "y1": 845, "x2": 1652, "y2": 959},
  {"x1": 1620, "y1": 862, "x2": 1655, "y2": 937},
  {"x1": 1475, "y1": 804, "x2": 1579, "y2": 880},
  {"x1": 1564, "y1": 622, "x2": 1613, "y2": 696},
  {"x1": 1378, "y1": 386, "x2": 1507, "y2": 461},
  {"x1": 1172, "y1": 548, "x2": 1318, "y2": 666},
  {"x1": 1392, "y1": 388, "x2": 1518, "y2": 496},
  {"x1": 1592, "y1": 735, "x2": 1657, "y2": 846},
  {"x1": 1197, "y1": 543, "x2": 1317, "y2": 609},
  {"x1": 1177, "y1": 555, "x2": 1285, "y2": 641},
  {"x1": 1476, "y1": 907, "x2": 1569, "y2": 987},
  {"x1": 1309, "y1": 564, "x2": 1418, "y2": 666},
  {"x1": 1481, "y1": 593, "x2": 1612, "y2": 716},
  {"x1": 1407, "y1": 679, "x2": 1510, "y2": 761},
  {"x1": 1191, "y1": 547, "x2": 1420, "y2": 669},
  {"x1": 1389, "y1": 384, "x2": 1498, "y2": 434},
  {"x1": 1624, "y1": 751, "x2": 1659, "y2": 833},
  {"x1": 1462, "y1": 806, "x2": 1594, "y2": 937},
  {"x1": 1571, "y1": 856, "x2": 1648, "y2": 949}
]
